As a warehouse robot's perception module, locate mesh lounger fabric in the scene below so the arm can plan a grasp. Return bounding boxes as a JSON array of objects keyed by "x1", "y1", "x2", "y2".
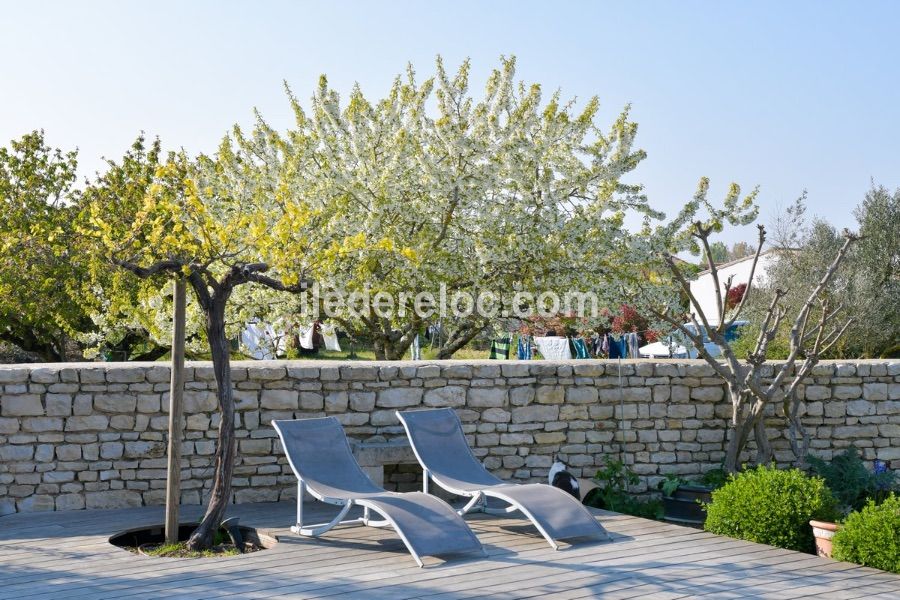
[
  {"x1": 398, "y1": 408, "x2": 609, "y2": 544},
  {"x1": 273, "y1": 417, "x2": 483, "y2": 561}
]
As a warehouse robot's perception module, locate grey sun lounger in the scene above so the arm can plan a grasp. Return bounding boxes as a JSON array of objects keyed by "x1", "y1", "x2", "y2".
[
  {"x1": 272, "y1": 417, "x2": 484, "y2": 567},
  {"x1": 397, "y1": 408, "x2": 609, "y2": 550}
]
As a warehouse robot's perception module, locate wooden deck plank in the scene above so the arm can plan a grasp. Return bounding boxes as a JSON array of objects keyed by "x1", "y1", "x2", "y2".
[{"x1": 1, "y1": 502, "x2": 897, "y2": 599}]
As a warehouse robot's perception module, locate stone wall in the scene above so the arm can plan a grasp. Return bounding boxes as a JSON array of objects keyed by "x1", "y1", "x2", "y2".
[{"x1": 1, "y1": 359, "x2": 898, "y2": 515}]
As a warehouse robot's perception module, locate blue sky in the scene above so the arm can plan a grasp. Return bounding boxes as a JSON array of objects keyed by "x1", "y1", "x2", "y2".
[{"x1": 2, "y1": 0, "x2": 897, "y2": 246}]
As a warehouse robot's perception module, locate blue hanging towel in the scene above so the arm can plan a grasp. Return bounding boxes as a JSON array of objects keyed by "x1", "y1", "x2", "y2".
[
  {"x1": 517, "y1": 336, "x2": 532, "y2": 360},
  {"x1": 572, "y1": 337, "x2": 590, "y2": 359},
  {"x1": 608, "y1": 335, "x2": 626, "y2": 359}
]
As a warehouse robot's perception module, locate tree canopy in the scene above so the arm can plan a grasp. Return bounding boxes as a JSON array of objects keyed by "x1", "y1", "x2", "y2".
[{"x1": 0, "y1": 131, "x2": 86, "y2": 361}]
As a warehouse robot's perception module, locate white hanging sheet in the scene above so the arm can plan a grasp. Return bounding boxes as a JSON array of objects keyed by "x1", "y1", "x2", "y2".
[{"x1": 533, "y1": 336, "x2": 573, "y2": 360}]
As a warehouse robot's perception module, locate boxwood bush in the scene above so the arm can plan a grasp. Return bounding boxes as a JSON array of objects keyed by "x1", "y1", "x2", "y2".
[
  {"x1": 704, "y1": 464, "x2": 838, "y2": 552},
  {"x1": 832, "y1": 493, "x2": 900, "y2": 573}
]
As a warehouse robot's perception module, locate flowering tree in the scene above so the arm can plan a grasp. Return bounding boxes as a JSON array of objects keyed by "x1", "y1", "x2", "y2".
[
  {"x1": 0, "y1": 131, "x2": 88, "y2": 361},
  {"x1": 81, "y1": 136, "x2": 316, "y2": 549},
  {"x1": 246, "y1": 56, "x2": 659, "y2": 359}
]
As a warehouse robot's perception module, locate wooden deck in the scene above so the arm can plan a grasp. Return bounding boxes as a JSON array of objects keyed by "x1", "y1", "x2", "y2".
[{"x1": 1, "y1": 502, "x2": 898, "y2": 599}]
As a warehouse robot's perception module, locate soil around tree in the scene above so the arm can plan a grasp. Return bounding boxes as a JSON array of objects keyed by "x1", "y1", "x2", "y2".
[{"x1": 109, "y1": 522, "x2": 277, "y2": 559}]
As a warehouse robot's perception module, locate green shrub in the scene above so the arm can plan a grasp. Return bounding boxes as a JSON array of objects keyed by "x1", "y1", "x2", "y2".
[
  {"x1": 807, "y1": 447, "x2": 897, "y2": 513},
  {"x1": 832, "y1": 493, "x2": 900, "y2": 573},
  {"x1": 704, "y1": 465, "x2": 839, "y2": 552},
  {"x1": 584, "y1": 458, "x2": 663, "y2": 520}
]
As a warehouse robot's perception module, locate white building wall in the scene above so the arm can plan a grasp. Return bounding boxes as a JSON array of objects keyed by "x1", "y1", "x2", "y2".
[{"x1": 689, "y1": 252, "x2": 777, "y2": 322}]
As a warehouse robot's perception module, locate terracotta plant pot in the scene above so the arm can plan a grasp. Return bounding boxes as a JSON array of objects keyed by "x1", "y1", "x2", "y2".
[{"x1": 809, "y1": 519, "x2": 841, "y2": 558}]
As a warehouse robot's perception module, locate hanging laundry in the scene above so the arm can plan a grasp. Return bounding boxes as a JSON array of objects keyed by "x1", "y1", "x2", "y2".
[
  {"x1": 572, "y1": 337, "x2": 590, "y2": 359},
  {"x1": 489, "y1": 337, "x2": 511, "y2": 359},
  {"x1": 533, "y1": 336, "x2": 573, "y2": 360},
  {"x1": 628, "y1": 332, "x2": 640, "y2": 358},
  {"x1": 607, "y1": 334, "x2": 627, "y2": 359},
  {"x1": 411, "y1": 334, "x2": 422, "y2": 360},
  {"x1": 241, "y1": 322, "x2": 270, "y2": 359},
  {"x1": 601, "y1": 333, "x2": 610, "y2": 356},
  {"x1": 320, "y1": 323, "x2": 341, "y2": 352},
  {"x1": 517, "y1": 335, "x2": 532, "y2": 360},
  {"x1": 297, "y1": 324, "x2": 315, "y2": 350}
]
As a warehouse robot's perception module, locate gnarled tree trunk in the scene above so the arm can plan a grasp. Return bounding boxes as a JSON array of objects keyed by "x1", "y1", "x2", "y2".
[{"x1": 186, "y1": 295, "x2": 236, "y2": 550}]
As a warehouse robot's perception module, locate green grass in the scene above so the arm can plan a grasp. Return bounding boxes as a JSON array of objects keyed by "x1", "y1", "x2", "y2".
[{"x1": 137, "y1": 542, "x2": 241, "y2": 558}]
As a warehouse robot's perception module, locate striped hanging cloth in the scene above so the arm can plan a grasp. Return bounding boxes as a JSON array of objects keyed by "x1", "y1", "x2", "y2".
[
  {"x1": 572, "y1": 337, "x2": 590, "y2": 359},
  {"x1": 489, "y1": 337, "x2": 511, "y2": 359}
]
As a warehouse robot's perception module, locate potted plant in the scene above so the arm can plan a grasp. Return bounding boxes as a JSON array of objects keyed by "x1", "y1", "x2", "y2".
[{"x1": 806, "y1": 448, "x2": 897, "y2": 558}]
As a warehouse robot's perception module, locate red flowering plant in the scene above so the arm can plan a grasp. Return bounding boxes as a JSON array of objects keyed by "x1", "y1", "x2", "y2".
[
  {"x1": 725, "y1": 283, "x2": 747, "y2": 311},
  {"x1": 610, "y1": 304, "x2": 660, "y2": 342}
]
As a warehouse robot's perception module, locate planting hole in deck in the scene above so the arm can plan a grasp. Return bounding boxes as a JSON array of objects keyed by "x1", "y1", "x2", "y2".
[{"x1": 109, "y1": 522, "x2": 278, "y2": 558}]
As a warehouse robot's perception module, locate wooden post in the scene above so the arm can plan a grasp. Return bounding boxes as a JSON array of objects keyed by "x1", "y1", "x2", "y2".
[{"x1": 165, "y1": 278, "x2": 186, "y2": 545}]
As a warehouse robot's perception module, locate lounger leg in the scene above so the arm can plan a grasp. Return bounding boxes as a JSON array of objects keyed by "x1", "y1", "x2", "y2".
[
  {"x1": 458, "y1": 492, "x2": 485, "y2": 516},
  {"x1": 423, "y1": 469, "x2": 430, "y2": 494},
  {"x1": 295, "y1": 480, "x2": 305, "y2": 530},
  {"x1": 293, "y1": 501, "x2": 356, "y2": 536}
]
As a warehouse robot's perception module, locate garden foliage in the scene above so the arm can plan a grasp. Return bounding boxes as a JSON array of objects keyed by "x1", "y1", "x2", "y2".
[
  {"x1": 704, "y1": 465, "x2": 839, "y2": 552},
  {"x1": 832, "y1": 494, "x2": 900, "y2": 574}
]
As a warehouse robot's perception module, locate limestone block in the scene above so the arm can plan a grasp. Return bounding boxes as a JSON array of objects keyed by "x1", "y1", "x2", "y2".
[
  {"x1": 500, "y1": 432, "x2": 534, "y2": 445},
  {"x1": 0, "y1": 417, "x2": 19, "y2": 434},
  {"x1": 1, "y1": 395, "x2": 43, "y2": 417},
  {"x1": 690, "y1": 387, "x2": 724, "y2": 402},
  {"x1": 324, "y1": 391, "x2": 349, "y2": 412},
  {"x1": 65, "y1": 416, "x2": 109, "y2": 431},
  {"x1": 377, "y1": 388, "x2": 424, "y2": 408},
  {"x1": 85, "y1": 490, "x2": 142, "y2": 509},
  {"x1": 832, "y1": 425, "x2": 879, "y2": 439},
  {"x1": 468, "y1": 387, "x2": 507, "y2": 408},
  {"x1": 559, "y1": 405, "x2": 589, "y2": 421},
  {"x1": 417, "y1": 365, "x2": 441, "y2": 379},
  {"x1": 589, "y1": 405, "x2": 614, "y2": 420},
  {"x1": 878, "y1": 423, "x2": 900, "y2": 438},
  {"x1": 370, "y1": 410, "x2": 399, "y2": 426},
  {"x1": 1, "y1": 444, "x2": 34, "y2": 461},
  {"x1": 341, "y1": 366, "x2": 378, "y2": 381},
  {"x1": 240, "y1": 439, "x2": 272, "y2": 455},
  {"x1": 45, "y1": 394, "x2": 73, "y2": 416},
  {"x1": 349, "y1": 391, "x2": 376, "y2": 412},
  {"x1": 847, "y1": 400, "x2": 876, "y2": 417},
  {"x1": 512, "y1": 405, "x2": 559, "y2": 424},
  {"x1": 566, "y1": 387, "x2": 598, "y2": 405},
  {"x1": 43, "y1": 471, "x2": 75, "y2": 483},
  {"x1": 124, "y1": 441, "x2": 165, "y2": 458},
  {"x1": 184, "y1": 391, "x2": 217, "y2": 413},
  {"x1": 862, "y1": 383, "x2": 888, "y2": 401},
  {"x1": 535, "y1": 386, "x2": 564, "y2": 405},
  {"x1": 482, "y1": 408, "x2": 511, "y2": 423},
  {"x1": 510, "y1": 387, "x2": 535, "y2": 406},
  {"x1": 106, "y1": 367, "x2": 146, "y2": 383},
  {"x1": 300, "y1": 392, "x2": 325, "y2": 410},
  {"x1": 17, "y1": 495, "x2": 55, "y2": 512},
  {"x1": 260, "y1": 389, "x2": 299, "y2": 410},
  {"x1": 186, "y1": 414, "x2": 210, "y2": 431},
  {"x1": 21, "y1": 417, "x2": 63, "y2": 433},
  {"x1": 0, "y1": 368, "x2": 29, "y2": 383},
  {"x1": 34, "y1": 444, "x2": 54, "y2": 462},
  {"x1": 423, "y1": 386, "x2": 466, "y2": 407},
  {"x1": 667, "y1": 405, "x2": 696, "y2": 419},
  {"x1": 56, "y1": 493, "x2": 85, "y2": 511},
  {"x1": 534, "y1": 431, "x2": 566, "y2": 444},
  {"x1": 833, "y1": 385, "x2": 862, "y2": 400}
]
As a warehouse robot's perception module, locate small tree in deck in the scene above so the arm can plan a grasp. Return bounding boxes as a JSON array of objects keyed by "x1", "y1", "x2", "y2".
[
  {"x1": 634, "y1": 179, "x2": 858, "y2": 472},
  {"x1": 81, "y1": 138, "x2": 311, "y2": 549}
]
